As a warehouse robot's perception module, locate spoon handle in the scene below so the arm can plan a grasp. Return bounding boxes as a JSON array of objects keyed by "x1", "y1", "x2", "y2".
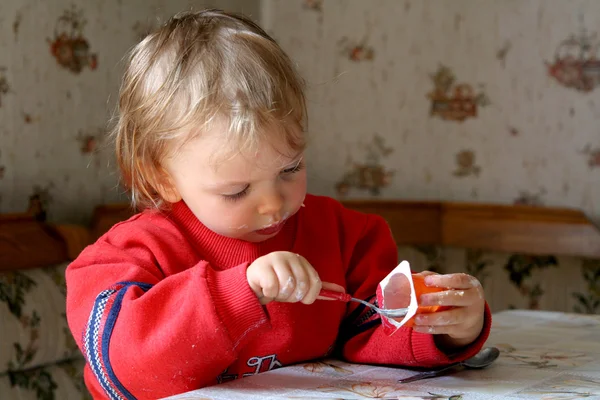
[
  {"x1": 397, "y1": 363, "x2": 463, "y2": 383},
  {"x1": 318, "y1": 288, "x2": 352, "y2": 302}
]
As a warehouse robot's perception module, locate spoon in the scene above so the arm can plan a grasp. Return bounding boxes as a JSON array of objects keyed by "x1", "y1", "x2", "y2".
[
  {"x1": 318, "y1": 288, "x2": 409, "y2": 319},
  {"x1": 397, "y1": 346, "x2": 500, "y2": 383}
]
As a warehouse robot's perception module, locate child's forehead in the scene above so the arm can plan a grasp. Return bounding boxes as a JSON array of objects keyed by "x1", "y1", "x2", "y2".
[
  {"x1": 172, "y1": 129, "x2": 299, "y2": 178},
  {"x1": 198, "y1": 119, "x2": 302, "y2": 166},
  {"x1": 210, "y1": 141, "x2": 301, "y2": 175},
  {"x1": 165, "y1": 113, "x2": 305, "y2": 183},
  {"x1": 185, "y1": 143, "x2": 299, "y2": 188}
]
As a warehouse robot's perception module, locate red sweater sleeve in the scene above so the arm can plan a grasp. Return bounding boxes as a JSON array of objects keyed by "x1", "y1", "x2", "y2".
[
  {"x1": 66, "y1": 218, "x2": 269, "y2": 399},
  {"x1": 338, "y1": 213, "x2": 492, "y2": 368}
]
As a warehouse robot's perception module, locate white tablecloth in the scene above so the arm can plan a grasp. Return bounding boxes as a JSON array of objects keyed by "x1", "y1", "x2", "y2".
[{"x1": 165, "y1": 310, "x2": 600, "y2": 399}]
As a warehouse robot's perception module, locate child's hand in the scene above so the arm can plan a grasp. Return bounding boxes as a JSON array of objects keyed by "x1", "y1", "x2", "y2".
[
  {"x1": 247, "y1": 251, "x2": 322, "y2": 305},
  {"x1": 412, "y1": 271, "x2": 485, "y2": 349}
]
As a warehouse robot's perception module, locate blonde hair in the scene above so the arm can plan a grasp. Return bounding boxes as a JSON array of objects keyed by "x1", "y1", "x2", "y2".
[{"x1": 112, "y1": 9, "x2": 307, "y2": 210}]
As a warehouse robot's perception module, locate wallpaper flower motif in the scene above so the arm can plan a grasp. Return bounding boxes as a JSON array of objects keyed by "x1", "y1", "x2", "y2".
[
  {"x1": 546, "y1": 27, "x2": 600, "y2": 93},
  {"x1": 27, "y1": 184, "x2": 54, "y2": 221},
  {"x1": 76, "y1": 128, "x2": 105, "y2": 154},
  {"x1": 338, "y1": 37, "x2": 375, "y2": 62},
  {"x1": 508, "y1": 125, "x2": 520, "y2": 136},
  {"x1": 336, "y1": 134, "x2": 394, "y2": 196},
  {"x1": 581, "y1": 144, "x2": 600, "y2": 168},
  {"x1": 0, "y1": 67, "x2": 11, "y2": 106},
  {"x1": 0, "y1": 150, "x2": 5, "y2": 180},
  {"x1": 453, "y1": 150, "x2": 481, "y2": 177},
  {"x1": 514, "y1": 189, "x2": 546, "y2": 205},
  {"x1": 427, "y1": 65, "x2": 490, "y2": 122},
  {"x1": 48, "y1": 6, "x2": 97, "y2": 74},
  {"x1": 22, "y1": 113, "x2": 37, "y2": 124},
  {"x1": 303, "y1": 0, "x2": 323, "y2": 12},
  {"x1": 496, "y1": 40, "x2": 512, "y2": 67}
]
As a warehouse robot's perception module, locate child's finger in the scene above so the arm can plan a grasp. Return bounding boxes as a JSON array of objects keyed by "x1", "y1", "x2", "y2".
[
  {"x1": 298, "y1": 256, "x2": 322, "y2": 304},
  {"x1": 287, "y1": 256, "x2": 310, "y2": 302},
  {"x1": 419, "y1": 288, "x2": 479, "y2": 307},
  {"x1": 424, "y1": 273, "x2": 481, "y2": 290},
  {"x1": 414, "y1": 270, "x2": 438, "y2": 277},
  {"x1": 412, "y1": 324, "x2": 460, "y2": 335},
  {"x1": 413, "y1": 308, "x2": 481, "y2": 338},
  {"x1": 259, "y1": 268, "x2": 280, "y2": 303},
  {"x1": 273, "y1": 262, "x2": 297, "y2": 301},
  {"x1": 414, "y1": 308, "x2": 463, "y2": 327},
  {"x1": 297, "y1": 255, "x2": 320, "y2": 287}
]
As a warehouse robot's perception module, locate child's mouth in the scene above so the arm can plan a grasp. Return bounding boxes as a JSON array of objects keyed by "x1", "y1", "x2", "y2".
[{"x1": 255, "y1": 220, "x2": 286, "y2": 235}]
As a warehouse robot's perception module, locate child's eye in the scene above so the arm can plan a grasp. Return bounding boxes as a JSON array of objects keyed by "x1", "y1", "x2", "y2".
[
  {"x1": 281, "y1": 161, "x2": 305, "y2": 175},
  {"x1": 222, "y1": 185, "x2": 250, "y2": 202}
]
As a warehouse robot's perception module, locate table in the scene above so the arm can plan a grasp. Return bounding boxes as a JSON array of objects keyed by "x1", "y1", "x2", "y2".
[{"x1": 165, "y1": 310, "x2": 600, "y2": 399}]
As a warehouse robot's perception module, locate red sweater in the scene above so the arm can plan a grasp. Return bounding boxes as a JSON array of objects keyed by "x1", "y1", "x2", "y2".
[{"x1": 66, "y1": 194, "x2": 491, "y2": 399}]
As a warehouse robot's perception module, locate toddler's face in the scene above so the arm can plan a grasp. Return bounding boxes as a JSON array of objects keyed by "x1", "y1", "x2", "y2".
[{"x1": 163, "y1": 119, "x2": 307, "y2": 242}]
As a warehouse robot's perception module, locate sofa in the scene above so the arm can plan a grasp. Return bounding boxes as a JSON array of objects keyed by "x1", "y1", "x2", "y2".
[{"x1": 1, "y1": 213, "x2": 91, "y2": 399}]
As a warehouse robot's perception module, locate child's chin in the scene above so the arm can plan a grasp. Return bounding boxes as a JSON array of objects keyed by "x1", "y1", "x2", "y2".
[
  {"x1": 242, "y1": 231, "x2": 277, "y2": 243},
  {"x1": 213, "y1": 227, "x2": 272, "y2": 243}
]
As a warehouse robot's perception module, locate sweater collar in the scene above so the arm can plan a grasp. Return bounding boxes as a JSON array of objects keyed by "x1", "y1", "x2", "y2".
[{"x1": 167, "y1": 201, "x2": 297, "y2": 268}]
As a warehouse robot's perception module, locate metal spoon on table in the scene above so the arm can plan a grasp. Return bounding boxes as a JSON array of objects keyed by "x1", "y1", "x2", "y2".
[{"x1": 398, "y1": 346, "x2": 500, "y2": 383}]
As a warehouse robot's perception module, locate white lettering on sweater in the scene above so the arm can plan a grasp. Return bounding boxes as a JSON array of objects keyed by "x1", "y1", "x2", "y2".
[{"x1": 243, "y1": 354, "x2": 282, "y2": 377}]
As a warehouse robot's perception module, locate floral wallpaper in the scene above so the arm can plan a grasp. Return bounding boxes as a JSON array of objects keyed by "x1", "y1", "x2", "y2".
[
  {"x1": 263, "y1": 0, "x2": 600, "y2": 222},
  {"x1": 262, "y1": 0, "x2": 600, "y2": 314},
  {"x1": 0, "y1": 0, "x2": 259, "y2": 224}
]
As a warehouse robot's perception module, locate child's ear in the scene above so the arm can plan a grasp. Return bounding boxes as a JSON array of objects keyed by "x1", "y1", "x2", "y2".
[
  {"x1": 152, "y1": 167, "x2": 182, "y2": 204},
  {"x1": 158, "y1": 182, "x2": 182, "y2": 204}
]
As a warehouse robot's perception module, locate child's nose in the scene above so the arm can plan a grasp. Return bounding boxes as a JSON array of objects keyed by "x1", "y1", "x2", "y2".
[{"x1": 257, "y1": 191, "x2": 284, "y2": 218}]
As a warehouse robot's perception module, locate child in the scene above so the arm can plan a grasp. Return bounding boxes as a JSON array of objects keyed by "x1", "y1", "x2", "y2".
[{"x1": 66, "y1": 9, "x2": 491, "y2": 400}]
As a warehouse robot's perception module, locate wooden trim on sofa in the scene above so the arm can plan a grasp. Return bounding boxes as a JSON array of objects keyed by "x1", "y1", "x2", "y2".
[
  {"x1": 90, "y1": 204, "x2": 136, "y2": 240},
  {"x1": 92, "y1": 199, "x2": 600, "y2": 258},
  {"x1": 441, "y1": 202, "x2": 600, "y2": 259},
  {"x1": 0, "y1": 212, "x2": 92, "y2": 271},
  {"x1": 0, "y1": 213, "x2": 67, "y2": 271},
  {"x1": 342, "y1": 200, "x2": 600, "y2": 258},
  {"x1": 3, "y1": 199, "x2": 598, "y2": 272},
  {"x1": 51, "y1": 224, "x2": 92, "y2": 260}
]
